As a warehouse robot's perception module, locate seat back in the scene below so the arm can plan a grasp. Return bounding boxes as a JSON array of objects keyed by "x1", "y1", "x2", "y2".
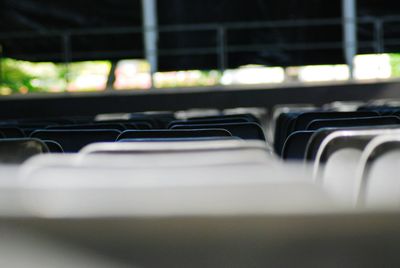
[
  {"x1": 31, "y1": 130, "x2": 121, "y2": 153},
  {"x1": 282, "y1": 131, "x2": 315, "y2": 160},
  {"x1": 79, "y1": 140, "x2": 272, "y2": 167},
  {"x1": 312, "y1": 129, "x2": 400, "y2": 188},
  {"x1": 305, "y1": 125, "x2": 400, "y2": 161},
  {"x1": 306, "y1": 116, "x2": 400, "y2": 131},
  {"x1": 44, "y1": 140, "x2": 64, "y2": 153},
  {"x1": 322, "y1": 147, "x2": 363, "y2": 205},
  {"x1": 0, "y1": 127, "x2": 25, "y2": 138},
  {"x1": 187, "y1": 113, "x2": 260, "y2": 123},
  {"x1": 47, "y1": 123, "x2": 127, "y2": 131},
  {"x1": 274, "y1": 112, "x2": 305, "y2": 155},
  {"x1": 168, "y1": 117, "x2": 251, "y2": 128},
  {"x1": 171, "y1": 123, "x2": 266, "y2": 141},
  {"x1": 355, "y1": 134, "x2": 400, "y2": 208},
  {"x1": 292, "y1": 111, "x2": 379, "y2": 133},
  {"x1": 0, "y1": 138, "x2": 49, "y2": 164},
  {"x1": 119, "y1": 137, "x2": 239, "y2": 143},
  {"x1": 117, "y1": 129, "x2": 232, "y2": 141}
]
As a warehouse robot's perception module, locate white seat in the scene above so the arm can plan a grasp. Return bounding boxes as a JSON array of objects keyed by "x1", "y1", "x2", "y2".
[
  {"x1": 0, "y1": 165, "x2": 24, "y2": 216},
  {"x1": 80, "y1": 139, "x2": 269, "y2": 154},
  {"x1": 355, "y1": 134, "x2": 400, "y2": 209},
  {"x1": 313, "y1": 129, "x2": 400, "y2": 206},
  {"x1": 322, "y1": 148, "x2": 363, "y2": 206},
  {"x1": 12, "y1": 153, "x2": 335, "y2": 218},
  {"x1": 77, "y1": 140, "x2": 275, "y2": 168}
]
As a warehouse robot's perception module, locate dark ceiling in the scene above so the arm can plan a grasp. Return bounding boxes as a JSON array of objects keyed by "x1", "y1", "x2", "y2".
[{"x1": 0, "y1": 0, "x2": 399, "y2": 70}]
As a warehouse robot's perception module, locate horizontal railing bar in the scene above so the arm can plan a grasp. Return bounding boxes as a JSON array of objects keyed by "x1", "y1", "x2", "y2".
[{"x1": 1, "y1": 16, "x2": 400, "y2": 40}]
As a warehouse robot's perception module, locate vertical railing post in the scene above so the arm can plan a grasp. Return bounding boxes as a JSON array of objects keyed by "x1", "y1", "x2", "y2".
[
  {"x1": 342, "y1": 0, "x2": 358, "y2": 80},
  {"x1": 0, "y1": 44, "x2": 3, "y2": 88},
  {"x1": 374, "y1": 18, "x2": 384, "y2": 54},
  {"x1": 142, "y1": 0, "x2": 158, "y2": 89},
  {"x1": 217, "y1": 27, "x2": 227, "y2": 74},
  {"x1": 62, "y1": 34, "x2": 71, "y2": 89}
]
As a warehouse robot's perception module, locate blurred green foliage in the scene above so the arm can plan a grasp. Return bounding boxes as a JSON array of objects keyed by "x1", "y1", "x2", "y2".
[
  {"x1": 1, "y1": 58, "x2": 41, "y2": 94},
  {"x1": 390, "y1": 53, "x2": 400, "y2": 77},
  {"x1": 2, "y1": 54, "x2": 400, "y2": 96},
  {"x1": 0, "y1": 58, "x2": 111, "y2": 95}
]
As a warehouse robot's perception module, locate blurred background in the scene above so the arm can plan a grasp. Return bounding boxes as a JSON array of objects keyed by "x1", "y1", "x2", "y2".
[{"x1": 0, "y1": 0, "x2": 399, "y2": 95}]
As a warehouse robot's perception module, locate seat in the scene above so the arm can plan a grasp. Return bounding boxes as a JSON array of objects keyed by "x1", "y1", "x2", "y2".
[
  {"x1": 312, "y1": 128, "x2": 400, "y2": 177},
  {"x1": 81, "y1": 139, "x2": 267, "y2": 154},
  {"x1": 117, "y1": 129, "x2": 232, "y2": 141},
  {"x1": 305, "y1": 128, "x2": 340, "y2": 161},
  {"x1": 311, "y1": 129, "x2": 400, "y2": 206},
  {"x1": 129, "y1": 122, "x2": 152, "y2": 129},
  {"x1": 98, "y1": 113, "x2": 175, "y2": 129},
  {"x1": 78, "y1": 140, "x2": 272, "y2": 168},
  {"x1": 306, "y1": 116, "x2": 400, "y2": 131},
  {"x1": 30, "y1": 130, "x2": 121, "y2": 153},
  {"x1": 323, "y1": 101, "x2": 365, "y2": 112},
  {"x1": 132, "y1": 112, "x2": 176, "y2": 128},
  {"x1": 321, "y1": 146, "x2": 364, "y2": 206},
  {"x1": 271, "y1": 105, "x2": 315, "y2": 147},
  {"x1": 19, "y1": 154, "x2": 325, "y2": 219},
  {"x1": 281, "y1": 131, "x2": 315, "y2": 160},
  {"x1": 47, "y1": 123, "x2": 127, "y2": 131},
  {"x1": 0, "y1": 123, "x2": 54, "y2": 136},
  {"x1": 119, "y1": 137, "x2": 239, "y2": 143},
  {"x1": 354, "y1": 134, "x2": 400, "y2": 209},
  {"x1": 171, "y1": 123, "x2": 266, "y2": 141},
  {"x1": 358, "y1": 105, "x2": 400, "y2": 115},
  {"x1": 0, "y1": 138, "x2": 49, "y2": 164},
  {"x1": 168, "y1": 117, "x2": 250, "y2": 129},
  {"x1": 305, "y1": 125, "x2": 400, "y2": 162},
  {"x1": 280, "y1": 111, "x2": 379, "y2": 149},
  {"x1": 96, "y1": 117, "x2": 158, "y2": 129},
  {"x1": 291, "y1": 111, "x2": 379, "y2": 133},
  {"x1": 89, "y1": 120, "x2": 150, "y2": 129},
  {"x1": 44, "y1": 140, "x2": 64, "y2": 153},
  {"x1": 273, "y1": 112, "x2": 304, "y2": 155},
  {"x1": 187, "y1": 113, "x2": 260, "y2": 124},
  {"x1": 16, "y1": 118, "x2": 76, "y2": 126},
  {"x1": 0, "y1": 127, "x2": 25, "y2": 138}
]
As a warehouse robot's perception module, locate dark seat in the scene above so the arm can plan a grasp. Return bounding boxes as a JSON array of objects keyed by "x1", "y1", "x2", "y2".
[
  {"x1": 281, "y1": 131, "x2": 315, "y2": 160},
  {"x1": 0, "y1": 138, "x2": 49, "y2": 164},
  {"x1": 30, "y1": 130, "x2": 121, "y2": 153},
  {"x1": 292, "y1": 111, "x2": 379, "y2": 133},
  {"x1": 168, "y1": 117, "x2": 251, "y2": 129},
  {"x1": 188, "y1": 113, "x2": 260, "y2": 124},
  {"x1": 43, "y1": 140, "x2": 64, "y2": 153},
  {"x1": 17, "y1": 118, "x2": 76, "y2": 125},
  {"x1": 47, "y1": 123, "x2": 127, "y2": 131},
  {"x1": 171, "y1": 123, "x2": 266, "y2": 141},
  {"x1": 119, "y1": 136, "x2": 239, "y2": 143},
  {"x1": 274, "y1": 112, "x2": 303, "y2": 154},
  {"x1": 126, "y1": 112, "x2": 176, "y2": 128},
  {"x1": 276, "y1": 111, "x2": 379, "y2": 155},
  {"x1": 130, "y1": 122, "x2": 152, "y2": 129},
  {"x1": 96, "y1": 119, "x2": 155, "y2": 129},
  {"x1": 0, "y1": 124, "x2": 55, "y2": 136},
  {"x1": 0, "y1": 127, "x2": 26, "y2": 138},
  {"x1": 358, "y1": 105, "x2": 400, "y2": 115},
  {"x1": 117, "y1": 129, "x2": 232, "y2": 141},
  {"x1": 306, "y1": 116, "x2": 400, "y2": 131}
]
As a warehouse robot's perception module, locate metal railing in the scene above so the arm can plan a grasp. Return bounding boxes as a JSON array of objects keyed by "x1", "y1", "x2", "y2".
[{"x1": 0, "y1": 16, "x2": 400, "y2": 88}]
